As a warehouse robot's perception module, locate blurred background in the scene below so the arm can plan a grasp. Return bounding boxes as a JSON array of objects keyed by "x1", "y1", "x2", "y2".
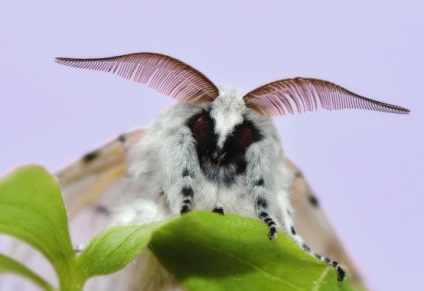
[{"x1": 0, "y1": 1, "x2": 422, "y2": 290}]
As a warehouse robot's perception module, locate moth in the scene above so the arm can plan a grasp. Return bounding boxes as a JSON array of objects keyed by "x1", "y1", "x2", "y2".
[{"x1": 0, "y1": 53, "x2": 409, "y2": 290}]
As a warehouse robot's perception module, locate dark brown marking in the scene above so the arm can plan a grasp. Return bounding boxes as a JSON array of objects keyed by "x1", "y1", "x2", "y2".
[
  {"x1": 295, "y1": 171, "x2": 303, "y2": 178},
  {"x1": 118, "y1": 134, "x2": 126, "y2": 143},
  {"x1": 83, "y1": 151, "x2": 99, "y2": 163},
  {"x1": 309, "y1": 194, "x2": 319, "y2": 207},
  {"x1": 95, "y1": 205, "x2": 111, "y2": 216}
]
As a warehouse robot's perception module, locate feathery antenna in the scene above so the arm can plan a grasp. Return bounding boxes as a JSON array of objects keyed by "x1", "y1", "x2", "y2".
[
  {"x1": 56, "y1": 53, "x2": 219, "y2": 105},
  {"x1": 243, "y1": 77, "x2": 410, "y2": 116}
]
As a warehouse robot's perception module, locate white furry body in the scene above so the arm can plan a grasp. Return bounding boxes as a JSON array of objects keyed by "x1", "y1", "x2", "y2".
[
  {"x1": 107, "y1": 87, "x2": 294, "y2": 291},
  {"x1": 115, "y1": 88, "x2": 291, "y2": 234}
]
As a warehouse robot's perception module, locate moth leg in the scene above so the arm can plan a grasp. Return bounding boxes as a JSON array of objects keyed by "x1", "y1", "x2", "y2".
[
  {"x1": 180, "y1": 184, "x2": 193, "y2": 214},
  {"x1": 177, "y1": 134, "x2": 199, "y2": 215},
  {"x1": 257, "y1": 201, "x2": 278, "y2": 239},
  {"x1": 248, "y1": 148, "x2": 345, "y2": 279},
  {"x1": 179, "y1": 161, "x2": 197, "y2": 214},
  {"x1": 283, "y1": 209, "x2": 346, "y2": 281},
  {"x1": 247, "y1": 146, "x2": 279, "y2": 239},
  {"x1": 251, "y1": 177, "x2": 278, "y2": 239}
]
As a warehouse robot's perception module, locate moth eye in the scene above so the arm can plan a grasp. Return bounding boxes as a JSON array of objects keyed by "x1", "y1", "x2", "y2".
[
  {"x1": 236, "y1": 124, "x2": 253, "y2": 150},
  {"x1": 192, "y1": 114, "x2": 213, "y2": 143}
]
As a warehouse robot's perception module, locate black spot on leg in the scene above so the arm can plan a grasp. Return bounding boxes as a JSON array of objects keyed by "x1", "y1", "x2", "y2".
[
  {"x1": 302, "y1": 244, "x2": 311, "y2": 252},
  {"x1": 180, "y1": 186, "x2": 193, "y2": 214},
  {"x1": 268, "y1": 226, "x2": 277, "y2": 239},
  {"x1": 254, "y1": 178, "x2": 264, "y2": 187},
  {"x1": 212, "y1": 207, "x2": 224, "y2": 214},
  {"x1": 311, "y1": 252, "x2": 346, "y2": 281},
  {"x1": 180, "y1": 205, "x2": 190, "y2": 214},
  {"x1": 290, "y1": 226, "x2": 296, "y2": 235},
  {"x1": 336, "y1": 266, "x2": 346, "y2": 281},
  {"x1": 83, "y1": 151, "x2": 99, "y2": 163},
  {"x1": 258, "y1": 211, "x2": 277, "y2": 239},
  {"x1": 324, "y1": 257, "x2": 331, "y2": 264},
  {"x1": 309, "y1": 194, "x2": 319, "y2": 207},
  {"x1": 182, "y1": 168, "x2": 194, "y2": 178},
  {"x1": 266, "y1": 220, "x2": 275, "y2": 227},
  {"x1": 182, "y1": 168, "x2": 189, "y2": 177},
  {"x1": 182, "y1": 186, "x2": 194, "y2": 198},
  {"x1": 256, "y1": 196, "x2": 268, "y2": 208}
]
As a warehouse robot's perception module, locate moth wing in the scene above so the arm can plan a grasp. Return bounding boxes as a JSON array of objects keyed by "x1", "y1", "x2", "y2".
[
  {"x1": 58, "y1": 127, "x2": 147, "y2": 243},
  {"x1": 0, "y1": 127, "x2": 148, "y2": 291},
  {"x1": 286, "y1": 158, "x2": 366, "y2": 288}
]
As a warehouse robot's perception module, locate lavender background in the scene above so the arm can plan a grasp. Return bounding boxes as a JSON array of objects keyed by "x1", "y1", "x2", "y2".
[{"x1": 1, "y1": 1, "x2": 422, "y2": 290}]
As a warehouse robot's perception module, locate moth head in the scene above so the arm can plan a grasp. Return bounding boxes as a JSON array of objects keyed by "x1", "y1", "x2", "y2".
[
  {"x1": 55, "y1": 52, "x2": 410, "y2": 119},
  {"x1": 209, "y1": 87, "x2": 247, "y2": 149},
  {"x1": 189, "y1": 87, "x2": 256, "y2": 171}
]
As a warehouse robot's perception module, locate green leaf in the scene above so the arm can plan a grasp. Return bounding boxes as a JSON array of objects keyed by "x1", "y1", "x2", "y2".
[
  {"x1": 0, "y1": 253, "x2": 54, "y2": 291},
  {"x1": 0, "y1": 165, "x2": 79, "y2": 290},
  {"x1": 0, "y1": 166, "x2": 356, "y2": 290},
  {"x1": 77, "y1": 222, "x2": 165, "y2": 279},
  {"x1": 150, "y1": 211, "x2": 354, "y2": 291}
]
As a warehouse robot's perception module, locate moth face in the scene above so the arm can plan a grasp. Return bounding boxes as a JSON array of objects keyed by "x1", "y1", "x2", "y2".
[{"x1": 188, "y1": 88, "x2": 262, "y2": 184}]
